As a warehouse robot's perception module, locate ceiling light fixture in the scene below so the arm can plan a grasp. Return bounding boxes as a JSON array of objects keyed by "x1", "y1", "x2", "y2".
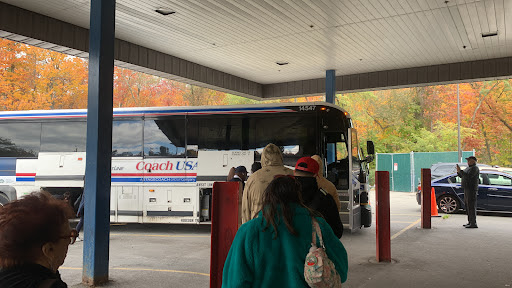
[
  {"x1": 155, "y1": 8, "x2": 175, "y2": 16},
  {"x1": 481, "y1": 31, "x2": 498, "y2": 38},
  {"x1": 276, "y1": 61, "x2": 289, "y2": 66}
]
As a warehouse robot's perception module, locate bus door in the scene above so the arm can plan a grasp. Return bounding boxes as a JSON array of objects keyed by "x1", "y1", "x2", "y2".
[
  {"x1": 324, "y1": 129, "x2": 363, "y2": 231},
  {"x1": 323, "y1": 131, "x2": 352, "y2": 229},
  {"x1": 347, "y1": 128, "x2": 362, "y2": 231}
]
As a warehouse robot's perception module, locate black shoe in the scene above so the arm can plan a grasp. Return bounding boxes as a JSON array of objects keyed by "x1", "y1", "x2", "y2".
[
  {"x1": 463, "y1": 223, "x2": 470, "y2": 227},
  {"x1": 465, "y1": 225, "x2": 478, "y2": 228}
]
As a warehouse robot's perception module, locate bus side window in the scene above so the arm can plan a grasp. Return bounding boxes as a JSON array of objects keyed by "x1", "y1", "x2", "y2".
[
  {"x1": 41, "y1": 122, "x2": 86, "y2": 152},
  {"x1": 144, "y1": 119, "x2": 186, "y2": 157},
  {"x1": 112, "y1": 120, "x2": 143, "y2": 157},
  {"x1": 0, "y1": 122, "x2": 41, "y2": 157}
]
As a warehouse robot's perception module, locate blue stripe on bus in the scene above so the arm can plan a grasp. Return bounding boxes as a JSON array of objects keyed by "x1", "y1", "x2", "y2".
[
  {"x1": 137, "y1": 106, "x2": 291, "y2": 114},
  {"x1": 16, "y1": 178, "x2": 35, "y2": 182},
  {"x1": 111, "y1": 177, "x2": 196, "y2": 183},
  {"x1": 0, "y1": 106, "x2": 294, "y2": 119},
  {"x1": 13, "y1": 177, "x2": 196, "y2": 183},
  {"x1": 0, "y1": 111, "x2": 87, "y2": 117},
  {"x1": 111, "y1": 178, "x2": 143, "y2": 182}
]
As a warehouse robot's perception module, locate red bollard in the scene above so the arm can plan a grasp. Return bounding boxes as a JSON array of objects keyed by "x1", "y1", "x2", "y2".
[
  {"x1": 210, "y1": 182, "x2": 241, "y2": 288},
  {"x1": 421, "y1": 169, "x2": 432, "y2": 229},
  {"x1": 375, "y1": 171, "x2": 391, "y2": 262}
]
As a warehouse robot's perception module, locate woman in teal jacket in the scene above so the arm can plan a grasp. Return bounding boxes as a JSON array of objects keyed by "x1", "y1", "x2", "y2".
[{"x1": 222, "y1": 176, "x2": 348, "y2": 287}]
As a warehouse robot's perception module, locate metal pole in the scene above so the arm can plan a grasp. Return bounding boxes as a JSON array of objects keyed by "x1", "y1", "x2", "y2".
[
  {"x1": 421, "y1": 169, "x2": 432, "y2": 229},
  {"x1": 457, "y1": 84, "x2": 462, "y2": 162},
  {"x1": 326, "y1": 70, "x2": 335, "y2": 104},
  {"x1": 375, "y1": 171, "x2": 391, "y2": 262},
  {"x1": 326, "y1": 70, "x2": 335, "y2": 164},
  {"x1": 82, "y1": 0, "x2": 115, "y2": 285}
]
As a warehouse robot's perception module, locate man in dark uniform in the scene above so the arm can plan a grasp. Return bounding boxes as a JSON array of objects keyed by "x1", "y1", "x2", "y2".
[
  {"x1": 456, "y1": 156, "x2": 479, "y2": 228},
  {"x1": 230, "y1": 166, "x2": 248, "y2": 189}
]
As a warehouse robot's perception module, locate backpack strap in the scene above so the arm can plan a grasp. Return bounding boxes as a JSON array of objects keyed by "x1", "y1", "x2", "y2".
[{"x1": 311, "y1": 218, "x2": 325, "y2": 249}]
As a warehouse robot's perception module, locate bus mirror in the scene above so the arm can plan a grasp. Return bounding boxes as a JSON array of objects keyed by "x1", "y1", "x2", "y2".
[{"x1": 367, "y1": 141, "x2": 375, "y2": 155}]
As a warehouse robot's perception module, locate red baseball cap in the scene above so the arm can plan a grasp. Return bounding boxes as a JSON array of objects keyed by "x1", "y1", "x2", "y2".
[{"x1": 295, "y1": 157, "x2": 319, "y2": 175}]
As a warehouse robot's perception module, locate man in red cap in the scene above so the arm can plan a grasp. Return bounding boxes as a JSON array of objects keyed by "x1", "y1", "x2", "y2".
[{"x1": 294, "y1": 157, "x2": 343, "y2": 238}]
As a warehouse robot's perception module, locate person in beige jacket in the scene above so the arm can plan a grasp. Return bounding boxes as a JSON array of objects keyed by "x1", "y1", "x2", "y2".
[
  {"x1": 312, "y1": 155, "x2": 341, "y2": 211},
  {"x1": 241, "y1": 143, "x2": 294, "y2": 223}
]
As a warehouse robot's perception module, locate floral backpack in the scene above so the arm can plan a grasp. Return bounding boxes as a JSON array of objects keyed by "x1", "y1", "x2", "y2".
[{"x1": 304, "y1": 218, "x2": 342, "y2": 288}]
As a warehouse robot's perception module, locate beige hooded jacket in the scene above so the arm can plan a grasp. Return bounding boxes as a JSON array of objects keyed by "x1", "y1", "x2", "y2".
[
  {"x1": 312, "y1": 155, "x2": 341, "y2": 211},
  {"x1": 241, "y1": 143, "x2": 294, "y2": 223}
]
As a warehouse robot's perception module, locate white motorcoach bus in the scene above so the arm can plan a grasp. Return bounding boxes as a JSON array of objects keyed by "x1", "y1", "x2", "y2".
[{"x1": 0, "y1": 102, "x2": 374, "y2": 230}]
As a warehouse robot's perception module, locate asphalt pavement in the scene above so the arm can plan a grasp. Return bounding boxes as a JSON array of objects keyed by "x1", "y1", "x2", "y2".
[{"x1": 63, "y1": 192, "x2": 512, "y2": 288}]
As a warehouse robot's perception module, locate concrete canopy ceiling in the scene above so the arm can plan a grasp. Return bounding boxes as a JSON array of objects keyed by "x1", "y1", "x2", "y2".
[{"x1": 1, "y1": 0, "x2": 512, "y2": 99}]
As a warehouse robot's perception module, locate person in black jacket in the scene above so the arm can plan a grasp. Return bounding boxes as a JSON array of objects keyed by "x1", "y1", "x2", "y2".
[
  {"x1": 0, "y1": 191, "x2": 76, "y2": 288},
  {"x1": 457, "y1": 156, "x2": 480, "y2": 228},
  {"x1": 294, "y1": 157, "x2": 344, "y2": 238},
  {"x1": 229, "y1": 166, "x2": 248, "y2": 190}
]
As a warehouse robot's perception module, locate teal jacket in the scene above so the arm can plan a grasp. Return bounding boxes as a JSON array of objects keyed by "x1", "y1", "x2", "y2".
[{"x1": 222, "y1": 205, "x2": 348, "y2": 287}]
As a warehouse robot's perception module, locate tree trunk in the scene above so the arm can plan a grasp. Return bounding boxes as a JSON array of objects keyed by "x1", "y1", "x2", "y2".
[{"x1": 481, "y1": 122, "x2": 492, "y2": 163}]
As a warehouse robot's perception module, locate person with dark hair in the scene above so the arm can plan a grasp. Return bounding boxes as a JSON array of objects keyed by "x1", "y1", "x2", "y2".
[
  {"x1": 294, "y1": 157, "x2": 344, "y2": 238},
  {"x1": 226, "y1": 167, "x2": 236, "y2": 181},
  {"x1": 0, "y1": 191, "x2": 76, "y2": 288},
  {"x1": 250, "y1": 162, "x2": 262, "y2": 174},
  {"x1": 222, "y1": 176, "x2": 348, "y2": 287}
]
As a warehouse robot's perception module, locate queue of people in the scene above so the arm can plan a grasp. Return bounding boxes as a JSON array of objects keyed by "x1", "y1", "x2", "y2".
[
  {"x1": 0, "y1": 142, "x2": 346, "y2": 288},
  {"x1": 224, "y1": 143, "x2": 347, "y2": 287}
]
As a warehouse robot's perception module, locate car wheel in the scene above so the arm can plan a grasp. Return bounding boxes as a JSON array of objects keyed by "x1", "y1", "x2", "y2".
[
  {"x1": 0, "y1": 193, "x2": 10, "y2": 206},
  {"x1": 438, "y1": 194, "x2": 460, "y2": 214}
]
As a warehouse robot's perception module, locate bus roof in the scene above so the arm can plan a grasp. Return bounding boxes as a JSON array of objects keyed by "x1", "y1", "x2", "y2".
[{"x1": 0, "y1": 102, "x2": 349, "y2": 120}]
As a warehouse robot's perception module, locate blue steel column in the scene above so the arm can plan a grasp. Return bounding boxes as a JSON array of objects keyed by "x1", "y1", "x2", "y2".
[
  {"x1": 82, "y1": 0, "x2": 115, "y2": 285},
  {"x1": 326, "y1": 70, "x2": 336, "y2": 164}
]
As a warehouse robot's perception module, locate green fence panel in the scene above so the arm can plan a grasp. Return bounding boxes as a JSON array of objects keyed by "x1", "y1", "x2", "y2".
[
  {"x1": 376, "y1": 153, "x2": 411, "y2": 192},
  {"x1": 390, "y1": 153, "x2": 411, "y2": 192},
  {"x1": 376, "y1": 154, "x2": 392, "y2": 188},
  {"x1": 412, "y1": 151, "x2": 474, "y2": 191},
  {"x1": 378, "y1": 151, "x2": 475, "y2": 192}
]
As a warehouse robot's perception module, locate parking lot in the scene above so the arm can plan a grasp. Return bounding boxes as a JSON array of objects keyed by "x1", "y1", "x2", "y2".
[{"x1": 64, "y1": 192, "x2": 512, "y2": 288}]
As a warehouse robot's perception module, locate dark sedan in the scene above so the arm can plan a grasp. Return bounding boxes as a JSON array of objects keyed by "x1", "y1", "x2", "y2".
[{"x1": 416, "y1": 170, "x2": 512, "y2": 213}]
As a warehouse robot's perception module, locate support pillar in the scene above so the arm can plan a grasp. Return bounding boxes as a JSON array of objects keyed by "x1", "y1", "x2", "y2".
[
  {"x1": 375, "y1": 171, "x2": 391, "y2": 262},
  {"x1": 421, "y1": 169, "x2": 432, "y2": 229},
  {"x1": 326, "y1": 69, "x2": 335, "y2": 163},
  {"x1": 82, "y1": 0, "x2": 115, "y2": 285},
  {"x1": 210, "y1": 182, "x2": 241, "y2": 288}
]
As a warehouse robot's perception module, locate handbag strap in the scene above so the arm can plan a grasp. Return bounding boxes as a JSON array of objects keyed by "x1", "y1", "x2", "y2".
[{"x1": 311, "y1": 218, "x2": 325, "y2": 249}]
